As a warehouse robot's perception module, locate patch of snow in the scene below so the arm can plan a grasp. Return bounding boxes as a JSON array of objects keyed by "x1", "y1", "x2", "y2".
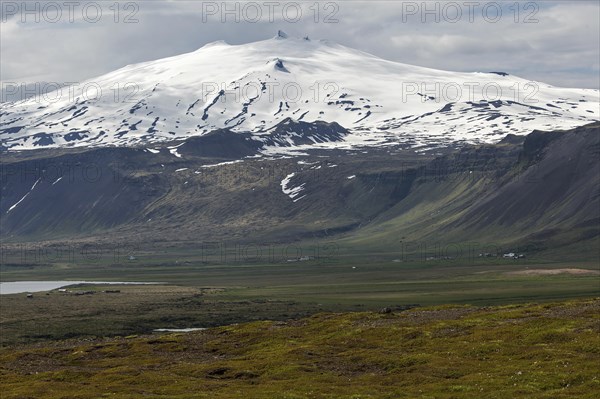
[
  {"x1": 6, "y1": 178, "x2": 41, "y2": 214},
  {"x1": 168, "y1": 142, "x2": 185, "y2": 158},
  {"x1": 200, "y1": 160, "x2": 244, "y2": 168},
  {"x1": 281, "y1": 173, "x2": 306, "y2": 201},
  {"x1": 293, "y1": 195, "x2": 306, "y2": 202},
  {"x1": 153, "y1": 328, "x2": 206, "y2": 333}
]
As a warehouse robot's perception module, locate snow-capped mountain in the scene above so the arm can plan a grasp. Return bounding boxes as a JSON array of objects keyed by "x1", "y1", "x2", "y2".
[{"x1": 1, "y1": 31, "x2": 598, "y2": 152}]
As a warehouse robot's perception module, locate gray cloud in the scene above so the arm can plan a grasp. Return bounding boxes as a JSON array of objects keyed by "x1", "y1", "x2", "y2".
[{"x1": 1, "y1": 0, "x2": 598, "y2": 102}]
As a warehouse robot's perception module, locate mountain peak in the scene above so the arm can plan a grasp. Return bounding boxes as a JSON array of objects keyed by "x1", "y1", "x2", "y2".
[{"x1": 275, "y1": 30, "x2": 288, "y2": 39}]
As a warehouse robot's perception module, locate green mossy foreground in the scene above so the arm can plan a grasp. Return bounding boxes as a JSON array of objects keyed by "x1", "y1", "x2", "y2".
[{"x1": 1, "y1": 298, "x2": 599, "y2": 398}]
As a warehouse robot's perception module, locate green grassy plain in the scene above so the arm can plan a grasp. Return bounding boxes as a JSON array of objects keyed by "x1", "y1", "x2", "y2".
[{"x1": 1, "y1": 252, "x2": 598, "y2": 346}]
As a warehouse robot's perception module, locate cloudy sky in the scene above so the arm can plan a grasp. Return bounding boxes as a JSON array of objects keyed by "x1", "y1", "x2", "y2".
[{"x1": 1, "y1": 0, "x2": 599, "y2": 101}]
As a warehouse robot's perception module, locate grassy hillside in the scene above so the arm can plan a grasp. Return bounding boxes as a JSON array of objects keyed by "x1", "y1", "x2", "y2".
[{"x1": 1, "y1": 298, "x2": 598, "y2": 398}]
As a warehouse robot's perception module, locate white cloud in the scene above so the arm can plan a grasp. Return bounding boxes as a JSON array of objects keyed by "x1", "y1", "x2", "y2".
[{"x1": 1, "y1": 0, "x2": 598, "y2": 95}]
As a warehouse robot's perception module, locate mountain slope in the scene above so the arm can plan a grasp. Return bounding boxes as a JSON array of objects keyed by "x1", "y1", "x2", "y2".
[
  {"x1": 1, "y1": 32, "x2": 598, "y2": 152},
  {"x1": 341, "y1": 123, "x2": 600, "y2": 256},
  {"x1": 1, "y1": 123, "x2": 598, "y2": 260}
]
